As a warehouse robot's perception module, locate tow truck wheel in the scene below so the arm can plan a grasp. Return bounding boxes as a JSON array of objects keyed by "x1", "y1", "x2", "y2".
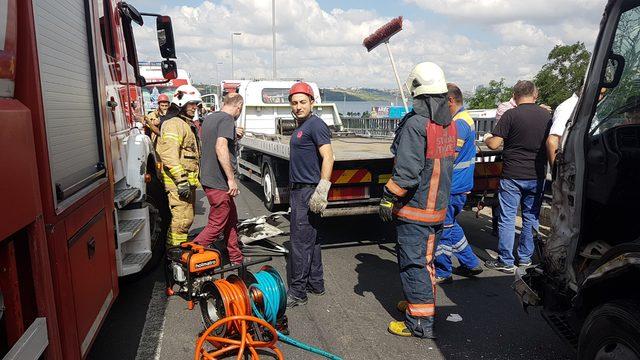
[
  {"x1": 578, "y1": 300, "x2": 640, "y2": 360},
  {"x1": 262, "y1": 163, "x2": 277, "y2": 211}
]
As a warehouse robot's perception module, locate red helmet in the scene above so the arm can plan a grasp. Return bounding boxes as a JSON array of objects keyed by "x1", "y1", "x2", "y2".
[
  {"x1": 288, "y1": 82, "x2": 314, "y2": 101},
  {"x1": 157, "y1": 94, "x2": 170, "y2": 103}
]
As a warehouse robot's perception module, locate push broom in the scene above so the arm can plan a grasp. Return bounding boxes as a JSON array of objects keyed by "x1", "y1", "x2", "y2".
[{"x1": 363, "y1": 16, "x2": 408, "y2": 112}]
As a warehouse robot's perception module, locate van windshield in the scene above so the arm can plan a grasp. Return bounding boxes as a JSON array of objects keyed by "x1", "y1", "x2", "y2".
[{"x1": 590, "y1": 4, "x2": 640, "y2": 135}]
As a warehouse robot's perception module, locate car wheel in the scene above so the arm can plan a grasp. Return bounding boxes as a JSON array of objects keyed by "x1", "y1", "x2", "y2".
[{"x1": 578, "y1": 300, "x2": 640, "y2": 360}]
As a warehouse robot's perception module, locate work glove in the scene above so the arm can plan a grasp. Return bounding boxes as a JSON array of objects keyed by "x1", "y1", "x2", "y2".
[
  {"x1": 308, "y1": 179, "x2": 331, "y2": 214},
  {"x1": 177, "y1": 181, "x2": 192, "y2": 199},
  {"x1": 379, "y1": 187, "x2": 397, "y2": 222}
]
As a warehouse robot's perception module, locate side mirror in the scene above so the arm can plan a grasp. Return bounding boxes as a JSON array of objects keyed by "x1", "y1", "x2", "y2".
[
  {"x1": 119, "y1": 2, "x2": 143, "y2": 26},
  {"x1": 136, "y1": 74, "x2": 147, "y2": 87},
  {"x1": 156, "y1": 16, "x2": 176, "y2": 59},
  {"x1": 601, "y1": 52, "x2": 625, "y2": 89},
  {"x1": 161, "y1": 60, "x2": 177, "y2": 80}
]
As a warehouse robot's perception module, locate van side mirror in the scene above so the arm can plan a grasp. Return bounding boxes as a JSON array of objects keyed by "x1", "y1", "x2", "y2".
[
  {"x1": 161, "y1": 60, "x2": 177, "y2": 80},
  {"x1": 601, "y1": 53, "x2": 625, "y2": 89},
  {"x1": 156, "y1": 16, "x2": 176, "y2": 59}
]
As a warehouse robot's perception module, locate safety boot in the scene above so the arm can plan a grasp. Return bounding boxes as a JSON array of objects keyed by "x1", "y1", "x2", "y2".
[{"x1": 388, "y1": 321, "x2": 412, "y2": 337}]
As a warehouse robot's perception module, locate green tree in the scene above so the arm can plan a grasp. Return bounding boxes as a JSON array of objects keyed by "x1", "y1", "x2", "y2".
[
  {"x1": 467, "y1": 78, "x2": 513, "y2": 109},
  {"x1": 534, "y1": 42, "x2": 591, "y2": 109}
]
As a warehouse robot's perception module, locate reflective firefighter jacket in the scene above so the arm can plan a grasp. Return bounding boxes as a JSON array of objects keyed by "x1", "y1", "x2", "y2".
[
  {"x1": 156, "y1": 115, "x2": 201, "y2": 189},
  {"x1": 385, "y1": 96, "x2": 457, "y2": 225}
]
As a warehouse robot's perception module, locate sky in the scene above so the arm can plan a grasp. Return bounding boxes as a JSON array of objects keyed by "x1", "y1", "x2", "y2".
[{"x1": 131, "y1": 0, "x2": 607, "y2": 92}]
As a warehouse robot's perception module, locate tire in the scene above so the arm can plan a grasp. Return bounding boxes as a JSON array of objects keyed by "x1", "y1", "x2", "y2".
[
  {"x1": 140, "y1": 162, "x2": 169, "y2": 274},
  {"x1": 578, "y1": 300, "x2": 640, "y2": 360},
  {"x1": 262, "y1": 162, "x2": 277, "y2": 212}
]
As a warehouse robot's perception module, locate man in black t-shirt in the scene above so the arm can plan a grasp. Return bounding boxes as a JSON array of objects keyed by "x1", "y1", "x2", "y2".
[
  {"x1": 484, "y1": 80, "x2": 551, "y2": 273},
  {"x1": 194, "y1": 93, "x2": 244, "y2": 265},
  {"x1": 286, "y1": 82, "x2": 334, "y2": 308}
]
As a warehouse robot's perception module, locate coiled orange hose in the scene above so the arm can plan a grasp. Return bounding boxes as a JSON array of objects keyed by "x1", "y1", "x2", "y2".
[{"x1": 194, "y1": 275, "x2": 283, "y2": 360}]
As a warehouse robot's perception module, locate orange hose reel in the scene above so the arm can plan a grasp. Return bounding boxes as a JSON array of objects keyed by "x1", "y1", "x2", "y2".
[{"x1": 194, "y1": 275, "x2": 283, "y2": 360}]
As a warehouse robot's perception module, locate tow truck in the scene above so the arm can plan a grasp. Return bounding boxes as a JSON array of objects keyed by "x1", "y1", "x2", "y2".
[
  {"x1": 0, "y1": 0, "x2": 178, "y2": 358},
  {"x1": 514, "y1": 0, "x2": 640, "y2": 358}
]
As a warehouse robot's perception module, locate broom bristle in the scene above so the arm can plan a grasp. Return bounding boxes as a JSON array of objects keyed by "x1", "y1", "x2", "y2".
[{"x1": 363, "y1": 16, "x2": 403, "y2": 52}]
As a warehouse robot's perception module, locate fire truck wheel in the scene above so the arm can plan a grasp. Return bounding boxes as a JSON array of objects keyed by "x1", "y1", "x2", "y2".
[
  {"x1": 141, "y1": 163, "x2": 169, "y2": 274},
  {"x1": 578, "y1": 300, "x2": 640, "y2": 360}
]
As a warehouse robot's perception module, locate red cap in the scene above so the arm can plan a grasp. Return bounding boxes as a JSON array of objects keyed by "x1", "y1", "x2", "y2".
[
  {"x1": 288, "y1": 82, "x2": 314, "y2": 101},
  {"x1": 157, "y1": 94, "x2": 170, "y2": 103}
]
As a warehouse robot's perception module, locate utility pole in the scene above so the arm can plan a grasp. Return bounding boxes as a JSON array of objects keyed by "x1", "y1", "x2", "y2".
[{"x1": 272, "y1": 0, "x2": 277, "y2": 79}]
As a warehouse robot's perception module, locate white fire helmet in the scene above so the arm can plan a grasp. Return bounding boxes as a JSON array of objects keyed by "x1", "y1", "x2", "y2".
[
  {"x1": 406, "y1": 62, "x2": 447, "y2": 97},
  {"x1": 172, "y1": 85, "x2": 202, "y2": 108}
]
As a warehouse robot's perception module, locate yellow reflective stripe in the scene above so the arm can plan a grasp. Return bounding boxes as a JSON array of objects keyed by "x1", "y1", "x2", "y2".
[
  {"x1": 457, "y1": 139, "x2": 465, "y2": 147},
  {"x1": 163, "y1": 173, "x2": 177, "y2": 186},
  {"x1": 162, "y1": 133, "x2": 183, "y2": 144},
  {"x1": 378, "y1": 174, "x2": 392, "y2": 184},
  {"x1": 169, "y1": 165, "x2": 185, "y2": 176},
  {"x1": 187, "y1": 172, "x2": 201, "y2": 187},
  {"x1": 167, "y1": 232, "x2": 188, "y2": 240}
]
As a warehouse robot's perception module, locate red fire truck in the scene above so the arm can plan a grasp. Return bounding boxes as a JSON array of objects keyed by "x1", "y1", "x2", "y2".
[{"x1": 0, "y1": 0, "x2": 178, "y2": 358}]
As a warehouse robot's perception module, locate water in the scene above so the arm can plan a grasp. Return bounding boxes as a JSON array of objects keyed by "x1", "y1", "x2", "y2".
[{"x1": 331, "y1": 100, "x2": 396, "y2": 116}]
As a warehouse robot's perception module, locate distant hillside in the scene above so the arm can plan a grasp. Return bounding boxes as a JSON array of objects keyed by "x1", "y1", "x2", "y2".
[{"x1": 322, "y1": 88, "x2": 398, "y2": 102}]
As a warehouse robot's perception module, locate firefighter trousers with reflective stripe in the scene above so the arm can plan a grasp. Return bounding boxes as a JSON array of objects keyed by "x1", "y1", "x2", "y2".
[
  {"x1": 434, "y1": 193, "x2": 480, "y2": 278},
  {"x1": 167, "y1": 188, "x2": 195, "y2": 246},
  {"x1": 396, "y1": 220, "x2": 440, "y2": 338}
]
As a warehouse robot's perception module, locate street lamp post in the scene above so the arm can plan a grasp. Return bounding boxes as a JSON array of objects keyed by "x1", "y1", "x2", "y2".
[
  {"x1": 216, "y1": 62, "x2": 223, "y2": 97},
  {"x1": 231, "y1": 32, "x2": 242, "y2": 79}
]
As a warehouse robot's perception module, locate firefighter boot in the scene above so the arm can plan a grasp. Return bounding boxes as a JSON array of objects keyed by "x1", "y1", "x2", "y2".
[{"x1": 167, "y1": 189, "x2": 195, "y2": 246}]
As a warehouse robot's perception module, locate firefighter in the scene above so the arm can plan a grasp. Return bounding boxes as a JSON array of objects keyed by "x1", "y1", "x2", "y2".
[
  {"x1": 379, "y1": 62, "x2": 456, "y2": 338},
  {"x1": 286, "y1": 81, "x2": 334, "y2": 308},
  {"x1": 156, "y1": 85, "x2": 202, "y2": 246},
  {"x1": 145, "y1": 93, "x2": 170, "y2": 146}
]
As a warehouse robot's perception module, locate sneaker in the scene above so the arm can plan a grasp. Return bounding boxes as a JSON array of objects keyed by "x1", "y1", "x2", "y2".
[
  {"x1": 388, "y1": 321, "x2": 412, "y2": 337},
  {"x1": 518, "y1": 261, "x2": 533, "y2": 267},
  {"x1": 484, "y1": 259, "x2": 516, "y2": 274},
  {"x1": 286, "y1": 294, "x2": 308, "y2": 308},
  {"x1": 396, "y1": 300, "x2": 408, "y2": 313},
  {"x1": 452, "y1": 265, "x2": 484, "y2": 277},
  {"x1": 306, "y1": 287, "x2": 326, "y2": 296},
  {"x1": 436, "y1": 276, "x2": 453, "y2": 284}
]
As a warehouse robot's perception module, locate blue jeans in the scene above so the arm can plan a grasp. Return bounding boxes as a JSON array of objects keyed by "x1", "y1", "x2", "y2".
[
  {"x1": 497, "y1": 178, "x2": 545, "y2": 266},
  {"x1": 434, "y1": 194, "x2": 480, "y2": 278}
]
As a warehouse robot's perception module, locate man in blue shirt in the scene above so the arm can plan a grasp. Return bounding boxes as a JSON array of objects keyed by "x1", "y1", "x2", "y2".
[
  {"x1": 433, "y1": 83, "x2": 483, "y2": 282},
  {"x1": 286, "y1": 82, "x2": 334, "y2": 307}
]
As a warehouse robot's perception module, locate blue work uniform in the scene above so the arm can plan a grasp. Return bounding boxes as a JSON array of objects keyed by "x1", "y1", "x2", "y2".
[
  {"x1": 287, "y1": 114, "x2": 331, "y2": 300},
  {"x1": 434, "y1": 107, "x2": 481, "y2": 278}
]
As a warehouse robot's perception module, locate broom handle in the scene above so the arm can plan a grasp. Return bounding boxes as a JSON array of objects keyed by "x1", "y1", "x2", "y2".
[{"x1": 385, "y1": 41, "x2": 409, "y2": 112}]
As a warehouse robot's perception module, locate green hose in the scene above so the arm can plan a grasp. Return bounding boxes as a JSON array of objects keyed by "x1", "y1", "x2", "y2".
[{"x1": 249, "y1": 266, "x2": 343, "y2": 360}]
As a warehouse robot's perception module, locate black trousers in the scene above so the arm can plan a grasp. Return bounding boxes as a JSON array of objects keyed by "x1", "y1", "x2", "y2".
[{"x1": 287, "y1": 186, "x2": 324, "y2": 299}]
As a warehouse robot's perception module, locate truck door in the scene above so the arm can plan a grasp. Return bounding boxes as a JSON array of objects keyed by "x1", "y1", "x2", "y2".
[{"x1": 549, "y1": 0, "x2": 640, "y2": 280}]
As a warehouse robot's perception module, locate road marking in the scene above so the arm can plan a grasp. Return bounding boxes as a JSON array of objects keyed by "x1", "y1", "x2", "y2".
[{"x1": 135, "y1": 281, "x2": 168, "y2": 360}]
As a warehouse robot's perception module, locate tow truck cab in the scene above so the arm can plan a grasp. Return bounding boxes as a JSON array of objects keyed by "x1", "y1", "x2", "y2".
[{"x1": 514, "y1": 0, "x2": 640, "y2": 358}]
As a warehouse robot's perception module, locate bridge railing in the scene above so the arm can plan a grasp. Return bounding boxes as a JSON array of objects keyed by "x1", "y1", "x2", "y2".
[{"x1": 340, "y1": 117, "x2": 497, "y2": 140}]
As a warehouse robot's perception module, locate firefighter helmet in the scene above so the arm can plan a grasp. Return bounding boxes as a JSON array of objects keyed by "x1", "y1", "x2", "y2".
[
  {"x1": 157, "y1": 93, "x2": 170, "y2": 103},
  {"x1": 172, "y1": 85, "x2": 202, "y2": 108},
  {"x1": 288, "y1": 82, "x2": 315, "y2": 101},
  {"x1": 406, "y1": 62, "x2": 447, "y2": 97}
]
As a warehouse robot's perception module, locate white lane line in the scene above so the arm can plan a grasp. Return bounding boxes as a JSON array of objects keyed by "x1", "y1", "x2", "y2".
[{"x1": 135, "y1": 281, "x2": 168, "y2": 360}]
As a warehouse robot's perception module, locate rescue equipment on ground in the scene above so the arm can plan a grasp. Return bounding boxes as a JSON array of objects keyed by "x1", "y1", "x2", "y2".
[
  {"x1": 362, "y1": 16, "x2": 408, "y2": 111},
  {"x1": 165, "y1": 242, "x2": 341, "y2": 359}
]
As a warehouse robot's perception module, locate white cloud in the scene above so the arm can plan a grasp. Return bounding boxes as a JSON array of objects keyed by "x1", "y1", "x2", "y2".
[{"x1": 132, "y1": 0, "x2": 605, "y2": 93}]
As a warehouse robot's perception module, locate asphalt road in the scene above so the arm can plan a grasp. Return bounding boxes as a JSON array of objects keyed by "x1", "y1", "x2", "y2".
[{"x1": 88, "y1": 180, "x2": 572, "y2": 360}]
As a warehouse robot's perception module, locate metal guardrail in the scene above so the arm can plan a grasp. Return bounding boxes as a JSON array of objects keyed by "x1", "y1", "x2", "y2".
[{"x1": 341, "y1": 117, "x2": 497, "y2": 140}]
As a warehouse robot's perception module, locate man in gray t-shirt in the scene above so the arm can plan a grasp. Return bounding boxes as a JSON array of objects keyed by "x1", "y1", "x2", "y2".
[
  {"x1": 200, "y1": 111, "x2": 237, "y2": 190},
  {"x1": 194, "y1": 93, "x2": 245, "y2": 264}
]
